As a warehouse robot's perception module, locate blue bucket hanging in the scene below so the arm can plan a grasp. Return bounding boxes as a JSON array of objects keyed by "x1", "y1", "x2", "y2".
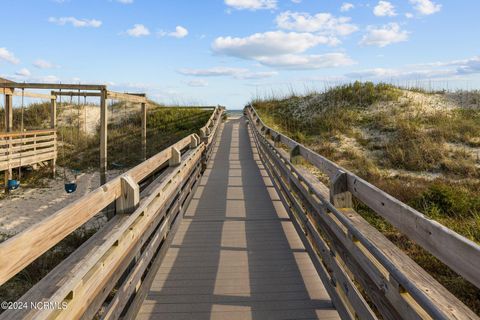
[
  {"x1": 7, "y1": 179, "x2": 20, "y2": 191},
  {"x1": 64, "y1": 182, "x2": 77, "y2": 194}
]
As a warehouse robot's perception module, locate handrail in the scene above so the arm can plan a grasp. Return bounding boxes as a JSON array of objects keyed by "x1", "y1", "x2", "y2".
[
  {"x1": 0, "y1": 106, "x2": 224, "y2": 319},
  {"x1": 246, "y1": 104, "x2": 480, "y2": 320},
  {"x1": 0, "y1": 129, "x2": 56, "y2": 139}
]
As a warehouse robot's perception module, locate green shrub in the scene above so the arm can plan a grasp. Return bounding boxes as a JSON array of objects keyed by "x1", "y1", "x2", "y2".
[{"x1": 412, "y1": 184, "x2": 480, "y2": 219}]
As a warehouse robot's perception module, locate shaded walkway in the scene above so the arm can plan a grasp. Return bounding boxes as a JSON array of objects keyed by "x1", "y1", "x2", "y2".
[{"x1": 136, "y1": 118, "x2": 339, "y2": 320}]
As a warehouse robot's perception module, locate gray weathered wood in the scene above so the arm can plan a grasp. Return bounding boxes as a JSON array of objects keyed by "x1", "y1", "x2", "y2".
[
  {"x1": 116, "y1": 175, "x2": 140, "y2": 215},
  {"x1": 330, "y1": 170, "x2": 352, "y2": 208},
  {"x1": 169, "y1": 147, "x2": 181, "y2": 166},
  {"x1": 100, "y1": 89, "x2": 107, "y2": 185}
]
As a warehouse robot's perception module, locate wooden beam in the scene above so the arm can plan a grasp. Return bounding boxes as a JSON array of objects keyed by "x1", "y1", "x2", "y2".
[
  {"x1": 100, "y1": 89, "x2": 107, "y2": 185},
  {"x1": 116, "y1": 175, "x2": 139, "y2": 215},
  {"x1": 141, "y1": 102, "x2": 147, "y2": 161},
  {"x1": 107, "y1": 91, "x2": 147, "y2": 104},
  {"x1": 169, "y1": 147, "x2": 181, "y2": 166},
  {"x1": 0, "y1": 88, "x2": 14, "y2": 95},
  {"x1": 4, "y1": 94, "x2": 13, "y2": 132},
  {"x1": 51, "y1": 91, "x2": 102, "y2": 97},
  {"x1": 1, "y1": 89, "x2": 55, "y2": 100},
  {"x1": 50, "y1": 97, "x2": 57, "y2": 177},
  {"x1": 330, "y1": 170, "x2": 353, "y2": 208},
  {"x1": 1, "y1": 82, "x2": 105, "y2": 91},
  {"x1": 50, "y1": 98, "x2": 57, "y2": 129}
]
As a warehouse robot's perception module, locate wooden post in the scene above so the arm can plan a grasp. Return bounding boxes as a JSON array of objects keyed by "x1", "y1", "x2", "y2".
[
  {"x1": 116, "y1": 175, "x2": 140, "y2": 215},
  {"x1": 50, "y1": 96, "x2": 57, "y2": 129},
  {"x1": 5, "y1": 93, "x2": 13, "y2": 132},
  {"x1": 199, "y1": 128, "x2": 208, "y2": 144},
  {"x1": 290, "y1": 145, "x2": 301, "y2": 164},
  {"x1": 4, "y1": 93, "x2": 13, "y2": 192},
  {"x1": 169, "y1": 147, "x2": 181, "y2": 166},
  {"x1": 273, "y1": 134, "x2": 281, "y2": 148},
  {"x1": 50, "y1": 96, "x2": 57, "y2": 177},
  {"x1": 141, "y1": 102, "x2": 147, "y2": 161},
  {"x1": 330, "y1": 170, "x2": 353, "y2": 208},
  {"x1": 190, "y1": 134, "x2": 199, "y2": 149},
  {"x1": 100, "y1": 89, "x2": 107, "y2": 185}
]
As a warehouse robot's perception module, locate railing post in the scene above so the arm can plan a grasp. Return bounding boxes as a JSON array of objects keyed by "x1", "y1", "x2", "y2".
[
  {"x1": 169, "y1": 147, "x2": 181, "y2": 166},
  {"x1": 4, "y1": 93, "x2": 13, "y2": 132},
  {"x1": 50, "y1": 96, "x2": 57, "y2": 177},
  {"x1": 330, "y1": 170, "x2": 353, "y2": 208},
  {"x1": 190, "y1": 134, "x2": 199, "y2": 149},
  {"x1": 199, "y1": 128, "x2": 208, "y2": 144},
  {"x1": 290, "y1": 144, "x2": 301, "y2": 164},
  {"x1": 50, "y1": 96, "x2": 57, "y2": 129},
  {"x1": 141, "y1": 102, "x2": 147, "y2": 161},
  {"x1": 32, "y1": 134, "x2": 37, "y2": 170},
  {"x1": 273, "y1": 134, "x2": 281, "y2": 148},
  {"x1": 116, "y1": 175, "x2": 140, "y2": 215},
  {"x1": 100, "y1": 89, "x2": 108, "y2": 185}
]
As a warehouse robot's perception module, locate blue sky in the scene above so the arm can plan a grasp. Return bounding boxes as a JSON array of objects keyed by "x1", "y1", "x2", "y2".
[{"x1": 1, "y1": 0, "x2": 479, "y2": 109}]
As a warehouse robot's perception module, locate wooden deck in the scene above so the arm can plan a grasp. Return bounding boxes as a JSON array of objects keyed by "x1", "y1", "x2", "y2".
[{"x1": 136, "y1": 118, "x2": 340, "y2": 320}]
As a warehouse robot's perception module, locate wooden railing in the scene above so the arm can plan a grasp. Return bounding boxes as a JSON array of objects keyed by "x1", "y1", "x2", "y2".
[
  {"x1": 245, "y1": 105, "x2": 480, "y2": 320},
  {"x1": 0, "y1": 129, "x2": 56, "y2": 171},
  {"x1": 0, "y1": 106, "x2": 224, "y2": 320}
]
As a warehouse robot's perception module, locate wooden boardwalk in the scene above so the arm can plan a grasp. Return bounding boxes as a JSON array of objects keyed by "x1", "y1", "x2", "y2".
[{"x1": 136, "y1": 118, "x2": 340, "y2": 320}]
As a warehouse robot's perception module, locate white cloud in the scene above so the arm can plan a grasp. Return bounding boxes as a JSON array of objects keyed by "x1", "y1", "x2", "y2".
[
  {"x1": 373, "y1": 1, "x2": 397, "y2": 17},
  {"x1": 48, "y1": 17, "x2": 102, "y2": 28},
  {"x1": 291, "y1": 0, "x2": 301, "y2": 3},
  {"x1": 126, "y1": 24, "x2": 150, "y2": 37},
  {"x1": 405, "y1": 12, "x2": 414, "y2": 18},
  {"x1": 15, "y1": 68, "x2": 31, "y2": 77},
  {"x1": 117, "y1": 0, "x2": 133, "y2": 3},
  {"x1": 236, "y1": 71, "x2": 278, "y2": 79},
  {"x1": 424, "y1": 56, "x2": 480, "y2": 75},
  {"x1": 360, "y1": 23, "x2": 409, "y2": 47},
  {"x1": 33, "y1": 59, "x2": 56, "y2": 69},
  {"x1": 0, "y1": 48, "x2": 20, "y2": 64},
  {"x1": 179, "y1": 67, "x2": 248, "y2": 77},
  {"x1": 346, "y1": 56, "x2": 480, "y2": 81},
  {"x1": 276, "y1": 11, "x2": 358, "y2": 36},
  {"x1": 256, "y1": 53, "x2": 355, "y2": 69},
  {"x1": 185, "y1": 79, "x2": 208, "y2": 87},
  {"x1": 169, "y1": 26, "x2": 189, "y2": 38},
  {"x1": 409, "y1": 0, "x2": 441, "y2": 15},
  {"x1": 212, "y1": 30, "x2": 354, "y2": 70},
  {"x1": 340, "y1": 3, "x2": 354, "y2": 12},
  {"x1": 224, "y1": 0, "x2": 277, "y2": 11},
  {"x1": 3, "y1": 73, "x2": 60, "y2": 83},
  {"x1": 346, "y1": 67, "x2": 453, "y2": 80},
  {"x1": 39, "y1": 75, "x2": 60, "y2": 82},
  {"x1": 213, "y1": 31, "x2": 339, "y2": 60},
  {"x1": 178, "y1": 67, "x2": 278, "y2": 80}
]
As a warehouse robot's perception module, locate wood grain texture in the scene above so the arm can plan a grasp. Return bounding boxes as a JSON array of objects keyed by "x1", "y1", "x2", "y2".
[
  {"x1": 136, "y1": 118, "x2": 339, "y2": 320},
  {"x1": 246, "y1": 105, "x2": 480, "y2": 291},
  {"x1": 246, "y1": 105, "x2": 480, "y2": 320}
]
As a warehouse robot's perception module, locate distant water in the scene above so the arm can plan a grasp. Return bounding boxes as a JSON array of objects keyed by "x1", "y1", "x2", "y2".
[{"x1": 227, "y1": 109, "x2": 244, "y2": 117}]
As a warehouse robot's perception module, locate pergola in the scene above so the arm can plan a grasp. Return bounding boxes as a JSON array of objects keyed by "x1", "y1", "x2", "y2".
[{"x1": 1, "y1": 77, "x2": 148, "y2": 187}]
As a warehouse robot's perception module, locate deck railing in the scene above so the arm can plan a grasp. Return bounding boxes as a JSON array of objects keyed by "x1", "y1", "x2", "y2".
[
  {"x1": 0, "y1": 129, "x2": 56, "y2": 171},
  {"x1": 246, "y1": 105, "x2": 480, "y2": 320},
  {"x1": 0, "y1": 106, "x2": 224, "y2": 320}
]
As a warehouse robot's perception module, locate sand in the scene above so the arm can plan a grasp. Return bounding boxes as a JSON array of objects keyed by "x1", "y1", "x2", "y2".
[{"x1": 0, "y1": 170, "x2": 121, "y2": 239}]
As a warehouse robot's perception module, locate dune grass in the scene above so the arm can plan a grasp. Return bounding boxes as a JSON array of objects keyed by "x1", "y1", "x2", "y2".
[{"x1": 252, "y1": 81, "x2": 480, "y2": 314}]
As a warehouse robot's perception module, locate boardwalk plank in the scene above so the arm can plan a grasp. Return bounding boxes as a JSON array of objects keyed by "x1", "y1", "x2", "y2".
[{"x1": 136, "y1": 118, "x2": 339, "y2": 320}]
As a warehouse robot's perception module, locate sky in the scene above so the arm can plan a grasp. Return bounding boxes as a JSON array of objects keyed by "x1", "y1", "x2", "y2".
[{"x1": 1, "y1": 0, "x2": 480, "y2": 109}]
